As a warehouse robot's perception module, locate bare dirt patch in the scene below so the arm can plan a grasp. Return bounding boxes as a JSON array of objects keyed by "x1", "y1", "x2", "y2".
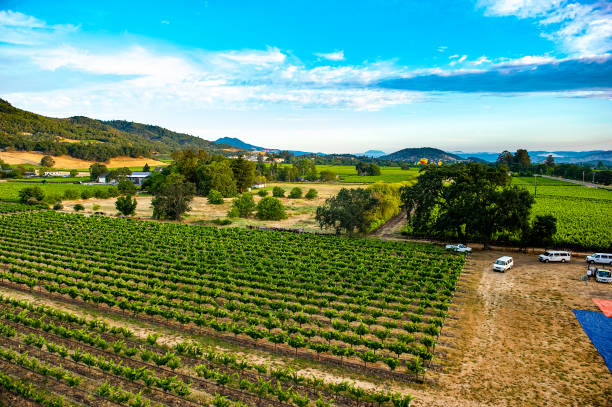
[
  {"x1": 65, "y1": 182, "x2": 362, "y2": 232},
  {"x1": 417, "y1": 249, "x2": 612, "y2": 407},
  {"x1": 0, "y1": 151, "x2": 166, "y2": 169}
]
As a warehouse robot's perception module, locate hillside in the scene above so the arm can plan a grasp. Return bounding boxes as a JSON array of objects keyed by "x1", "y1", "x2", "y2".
[
  {"x1": 382, "y1": 147, "x2": 463, "y2": 162},
  {"x1": 215, "y1": 136, "x2": 265, "y2": 151},
  {"x1": 0, "y1": 99, "x2": 232, "y2": 162}
]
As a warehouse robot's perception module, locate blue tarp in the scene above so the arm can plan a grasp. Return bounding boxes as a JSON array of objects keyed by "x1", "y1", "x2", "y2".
[{"x1": 573, "y1": 310, "x2": 612, "y2": 374}]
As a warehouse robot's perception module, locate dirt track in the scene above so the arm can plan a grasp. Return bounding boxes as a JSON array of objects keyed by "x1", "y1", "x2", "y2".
[{"x1": 409, "y1": 249, "x2": 612, "y2": 407}]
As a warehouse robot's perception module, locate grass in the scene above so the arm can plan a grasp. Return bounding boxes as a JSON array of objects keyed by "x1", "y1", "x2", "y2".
[
  {"x1": 512, "y1": 176, "x2": 612, "y2": 249},
  {"x1": 316, "y1": 165, "x2": 420, "y2": 183},
  {"x1": 0, "y1": 181, "x2": 114, "y2": 202}
]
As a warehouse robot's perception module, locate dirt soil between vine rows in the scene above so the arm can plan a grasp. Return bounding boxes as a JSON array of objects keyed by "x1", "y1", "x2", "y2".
[{"x1": 0, "y1": 246, "x2": 610, "y2": 406}]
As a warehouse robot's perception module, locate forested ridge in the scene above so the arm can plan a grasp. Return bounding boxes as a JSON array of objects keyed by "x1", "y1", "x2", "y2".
[{"x1": 0, "y1": 99, "x2": 233, "y2": 162}]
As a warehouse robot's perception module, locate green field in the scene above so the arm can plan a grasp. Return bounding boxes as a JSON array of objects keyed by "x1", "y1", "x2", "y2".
[
  {"x1": 316, "y1": 165, "x2": 419, "y2": 183},
  {"x1": 513, "y1": 177, "x2": 612, "y2": 249},
  {"x1": 0, "y1": 181, "x2": 114, "y2": 203}
]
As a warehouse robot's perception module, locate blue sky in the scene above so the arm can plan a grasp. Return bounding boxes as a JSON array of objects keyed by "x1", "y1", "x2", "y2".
[{"x1": 0, "y1": 0, "x2": 611, "y2": 153}]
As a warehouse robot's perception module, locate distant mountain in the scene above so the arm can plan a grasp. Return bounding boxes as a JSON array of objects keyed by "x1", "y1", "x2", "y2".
[
  {"x1": 214, "y1": 137, "x2": 266, "y2": 151},
  {"x1": 382, "y1": 147, "x2": 464, "y2": 162},
  {"x1": 0, "y1": 99, "x2": 234, "y2": 161},
  {"x1": 454, "y1": 150, "x2": 612, "y2": 164},
  {"x1": 214, "y1": 137, "x2": 326, "y2": 156},
  {"x1": 355, "y1": 150, "x2": 386, "y2": 158}
]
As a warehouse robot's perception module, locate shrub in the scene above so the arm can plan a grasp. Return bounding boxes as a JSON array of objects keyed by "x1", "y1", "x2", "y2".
[
  {"x1": 118, "y1": 179, "x2": 137, "y2": 195},
  {"x1": 81, "y1": 189, "x2": 93, "y2": 200},
  {"x1": 207, "y1": 190, "x2": 224, "y2": 205},
  {"x1": 116, "y1": 196, "x2": 137, "y2": 216},
  {"x1": 257, "y1": 189, "x2": 268, "y2": 197},
  {"x1": 228, "y1": 193, "x2": 256, "y2": 218},
  {"x1": 289, "y1": 187, "x2": 302, "y2": 199},
  {"x1": 107, "y1": 187, "x2": 120, "y2": 197},
  {"x1": 272, "y1": 186, "x2": 285, "y2": 197},
  {"x1": 92, "y1": 204, "x2": 101, "y2": 211},
  {"x1": 53, "y1": 202, "x2": 63, "y2": 210},
  {"x1": 73, "y1": 204, "x2": 84, "y2": 212},
  {"x1": 40, "y1": 155, "x2": 55, "y2": 167},
  {"x1": 319, "y1": 170, "x2": 336, "y2": 182},
  {"x1": 94, "y1": 189, "x2": 109, "y2": 199},
  {"x1": 19, "y1": 186, "x2": 45, "y2": 204},
  {"x1": 63, "y1": 189, "x2": 80, "y2": 200},
  {"x1": 305, "y1": 188, "x2": 318, "y2": 199},
  {"x1": 256, "y1": 197, "x2": 287, "y2": 220}
]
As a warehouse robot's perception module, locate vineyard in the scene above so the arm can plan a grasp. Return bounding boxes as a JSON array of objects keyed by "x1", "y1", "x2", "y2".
[
  {"x1": 513, "y1": 177, "x2": 612, "y2": 249},
  {"x1": 0, "y1": 211, "x2": 464, "y2": 406}
]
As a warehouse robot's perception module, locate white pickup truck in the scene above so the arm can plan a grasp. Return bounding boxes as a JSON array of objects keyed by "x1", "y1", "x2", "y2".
[{"x1": 445, "y1": 244, "x2": 472, "y2": 253}]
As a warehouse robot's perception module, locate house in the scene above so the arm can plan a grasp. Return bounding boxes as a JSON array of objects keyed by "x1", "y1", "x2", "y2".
[
  {"x1": 125, "y1": 172, "x2": 152, "y2": 185},
  {"x1": 252, "y1": 181, "x2": 266, "y2": 189},
  {"x1": 43, "y1": 171, "x2": 70, "y2": 177},
  {"x1": 273, "y1": 158, "x2": 285, "y2": 163}
]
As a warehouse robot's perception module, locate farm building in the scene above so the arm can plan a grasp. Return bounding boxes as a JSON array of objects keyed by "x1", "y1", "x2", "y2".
[
  {"x1": 125, "y1": 172, "x2": 152, "y2": 185},
  {"x1": 97, "y1": 171, "x2": 152, "y2": 185}
]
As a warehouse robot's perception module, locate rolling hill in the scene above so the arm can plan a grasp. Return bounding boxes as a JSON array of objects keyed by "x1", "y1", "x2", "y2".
[
  {"x1": 382, "y1": 147, "x2": 464, "y2": 162},
  {"x1": 0, "y1": 99, "x2": 235, "y2": 162}
]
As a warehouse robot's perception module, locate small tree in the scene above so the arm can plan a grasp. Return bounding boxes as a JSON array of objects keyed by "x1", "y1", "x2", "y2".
[
  {"x1": 143, "y1": 163, "x2": 150, "y2": 172},
  {"x1": 228, "y1": 193, "x2": 256, "y2": 218},
  {"x1": 315, "y1": 188, "x2": 379, "y2": 236},
  {"x1": 116, "y1": 195, "x2": 137, "y2": 216},
  {"x1": 118, "y1": 179, "x2": 137, "y2": 195},
  {"x1": 89, "y1": 163, "x2": 108, "y2": 181},
  {"x1": 305, "y1": 189, "x2": 318, "y2": 199},
  {"x1": 69, "y1": 169, "x2": 79, "y2": 177},
  {"x1": 207, "y1": 189, "x2": 224, "y2": 204},
  {"x1": 151, "y1": 173, "x2": 196, "y2": 221},
  {"x1": 73, "y1": 204, "x2": 84, "y2": 212},
  {"x1": 53, "y1": 202, "x2": 63, "y2": 210},
  {"x1": 256, "y1": 197, "x2": 287, "y2": 220},
  {"x1": 19, "y1": 186, "x2": 45, "y2": 204},
  {"x1": 289, "y1": 187, "x2": 302, "y2": 199},
  {"x1": 257, "y1": 189, "x2": 268, "y2": 197},
  {"x1": 319, "y1": 170, "x2": 336, "y2": 182},
  {"x1": 272, "y1": 186, "x2": 285, "y2": 197},
  {"x1": 40, "y1": 155, "x2": 55, "y2": 168}
]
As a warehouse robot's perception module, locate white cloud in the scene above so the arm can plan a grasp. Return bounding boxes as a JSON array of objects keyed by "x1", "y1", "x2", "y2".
[
  {"x1": 449, "y1": 54, "x2": 459, "y2": 59},
  {"x1": 314, "y1": 50, "x2": 345, "y2": 61},
  {"x1": 478, "y1": 0, "x2": 562, "y2": 18},
  {"x1": 478, "y1": 1, "x2": 612, "y2": 56},
  {"x1": 160, "y1": 20, "x2": 170, "y2": 25},
  {"x1": 474, "y1": 56, "x2": 492, "y2": 65},
  {"x1": 437, "y1": 46, "x2": 448, "y2": 52},
  {"x1": 215, "y1": 47, "x2": 286, "y2": 66},
  {"x1": 449, "y1": 55, "x2": 468, "y2": 66},
  {"x1": 0, "y1": 10, "x2": 77, "y2": 45}
]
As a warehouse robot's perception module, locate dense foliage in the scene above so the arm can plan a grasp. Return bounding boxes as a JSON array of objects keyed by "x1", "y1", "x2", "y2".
[
  {"x1": 401, "y1": 163, "x2": 534, "y2": 247},
  {"x1": 316, "y1": 188, "x2": 379, "y2": 236},
  {"x1": 256, "y1": 197, "x2": 287, "y2": 220}
]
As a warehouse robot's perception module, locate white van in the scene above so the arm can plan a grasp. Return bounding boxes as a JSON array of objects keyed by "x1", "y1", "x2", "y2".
[
  {"x1": 538, "y1": 250, "x2": 571, "y2": 263},
  {"x1": 586, "y1": 253, "x2": 612, "y2": 265},
  {"x1": 493, "y1": 256, "x2": 513, "y2": 273},
  {"x1": 595, "y1": 269, "x2": 612, "y2": 283}
]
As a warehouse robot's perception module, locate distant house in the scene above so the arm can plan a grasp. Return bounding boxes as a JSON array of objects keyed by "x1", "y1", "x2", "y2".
[
  {"x1": 97, "y1": 171, "x2": 152, "y2": 185},
  {"x1": 97, "y1": 173, "x2": 109, "y2": 184},
  {"x1": 43, "y1": 171, "x2": 70, "y2": 177},
  {"x1": 273, "y1": 158, "x2": 285, "y2": 163},
  {"x1": 252, "y1": 181, "x2": 266, "y2": 189},
  {"x1": 125, "y1": 172, "x2": 152, "y2": 186}
]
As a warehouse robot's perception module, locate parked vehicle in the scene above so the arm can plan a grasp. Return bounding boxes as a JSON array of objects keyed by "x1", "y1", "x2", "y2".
[
  {"x1": 538, "y1": 250, "x2": 571, "y2": 263},
  {"x1": 445, "y1": 243, "x2": 472, "y2": 253},
  {"x1": 493, "y1": 256, "x2": 513, "y2": 272},
  {"x1": 595, "y1": 269, "x2": 612, "y2": 283},
  {"x1": 586, "y1": 253, "x2": 612, "y2": 265}
]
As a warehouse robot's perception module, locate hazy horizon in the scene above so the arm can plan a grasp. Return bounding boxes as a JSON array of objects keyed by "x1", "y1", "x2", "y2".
[{"x1": 1, "y1": 0, "x2": 611, "y2": 153}]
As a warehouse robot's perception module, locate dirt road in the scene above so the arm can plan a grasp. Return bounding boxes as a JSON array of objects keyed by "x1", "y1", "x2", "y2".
[{"x1": 413, "y1": 249, "x2": 612, "y2": 407}]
